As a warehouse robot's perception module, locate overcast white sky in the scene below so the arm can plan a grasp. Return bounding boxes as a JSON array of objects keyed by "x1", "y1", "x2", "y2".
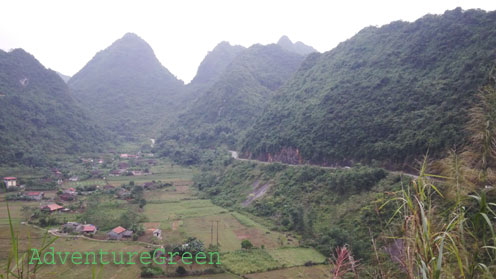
[{"x1": 1, "y1": 0, "x2": 495, "y2": 83}]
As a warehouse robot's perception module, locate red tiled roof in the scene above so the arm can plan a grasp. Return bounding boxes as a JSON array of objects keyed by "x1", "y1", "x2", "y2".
[
  {"x1": 45, "y1": 204, "x2": 64, "y2": 211},
  {"x1": 112, "y1": 226, "x2": 126, "y2": 234},
  {"x1": 4, "y1": 177, "x2": 16, "y2": 180},
  {"x1": 26, "y1": 192, "x2": 42, "y2": 196},
  {"x1": 83, "y1": 224, "x2": 96, "y2": 232},
  {"x1": 68, "y1": 188, "x2": 76, "y2": 192}
]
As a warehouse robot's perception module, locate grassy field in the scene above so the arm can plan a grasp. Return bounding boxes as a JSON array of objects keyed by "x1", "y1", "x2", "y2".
[
  {"x1": 245, "y1": 265, "x2": 329, "y2": 279},
  {"x1": 0, "y1": 158, "x2": 326, "y2": 278},
  {"x1": 267, "y1": 247, "x2": 327, "y2": 266},
  {"x1": 221, "y1": 249, "x2": 281, "y2": 274}
]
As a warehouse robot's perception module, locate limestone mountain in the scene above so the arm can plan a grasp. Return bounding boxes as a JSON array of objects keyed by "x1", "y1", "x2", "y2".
[
  {"x1": 277, "y1": 35, "x2": 317, "y2": 56},
  {"x1": 189, "y1": 41, "x2": 246, "y2": 89},
  {"x1": 0, "y1": 49, "x2": 108, "y2": 166},
  {"x1": 156, "y1": 43, "x2": 306, "y2": 164},
  {"x1": 68, "y1": 33, "x2": 184, "y2": 139},
  {"x1": 241, "y1": 8, "x2": 496, "y2": 169},
  {"x1": 56, "y1": 71, "x2": 71, "y2": 83}
]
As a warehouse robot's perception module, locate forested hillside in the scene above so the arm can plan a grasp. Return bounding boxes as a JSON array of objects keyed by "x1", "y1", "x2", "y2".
[
  {"x1": 156, "y1": 43, "x2": 307, "y2": 164},
  {"x1": 195, "y1": 160, "x2": 400, "y2": 260},
  {"x1": 188, "y1": 41, "x2": 246, "y2": 90},
  {"x1": 0, "y1": 49, "x2": 108, "y2": 166},
  {"x1": 241, "y1": 8, "x2": 496, "y2": 169},
  {"x1": 68, "y1": 33, "x2": 184, "y2": 139}
]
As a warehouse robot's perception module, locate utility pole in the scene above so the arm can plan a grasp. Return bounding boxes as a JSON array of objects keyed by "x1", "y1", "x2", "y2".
[
  {"x1": 210, "y1": 220, "x2": 214, "y2": 246},
  {"x1": 216, "y1": 220, "x2": 219, "y2": 247}
]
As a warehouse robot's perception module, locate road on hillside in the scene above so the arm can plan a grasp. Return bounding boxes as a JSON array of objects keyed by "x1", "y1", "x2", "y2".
[{"x1": 229, "y1": 150, "x2": 420, "y2": 180}]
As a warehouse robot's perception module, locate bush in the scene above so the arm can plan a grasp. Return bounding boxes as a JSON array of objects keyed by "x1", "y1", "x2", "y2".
[
  {"x1": 241, "y1": 239, "x2": 253, "y2": 249},
  {"x1": 176, "y1": 266, "x2": 187, "y2": 275},
  {"x1": 140, "y1": 266, "x2": 164, "y2": 277}
]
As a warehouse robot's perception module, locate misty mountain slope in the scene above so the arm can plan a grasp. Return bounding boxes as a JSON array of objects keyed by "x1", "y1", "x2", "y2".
[
  {"x1": 156, "y1": 43, "x2": 306, "y2": 162},
  {"x1": 189, "y1": 41, "x2": 246, "y2": 89},
  {"x1": 277, "y1": 35, "x2": 317, "y2": 56},
  {"x1": 241, "y1": 8, "x2": 496, "y2": 168},
  {"x1": 68, "y1": 33, "x2": 184, "y2": 138},
  {"x1": 0, "y1": 49, "x2": 109, "y2": 166}
]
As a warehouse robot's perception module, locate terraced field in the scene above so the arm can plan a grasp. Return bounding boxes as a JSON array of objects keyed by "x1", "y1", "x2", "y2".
[{"x1": 0, "y1": 158, "x2": 327, "y2": 278}]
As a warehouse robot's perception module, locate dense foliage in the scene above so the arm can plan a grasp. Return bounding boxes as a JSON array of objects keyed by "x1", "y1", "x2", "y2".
[
  {"x1": 241, "y1": 8, "x2": 496, "y2": 169},
  {"x1": 68, "y1": 33, "x2": 184, "y2": 138},
  {"x1": 155, "y1": 44, "x2": 305, "y2": 155},
  {"x1": 195, "y1": 160, "x2": 402, "y2": 260},
  {"x1": 0, "y1": 49, "x2": 109, "y2": 166}
]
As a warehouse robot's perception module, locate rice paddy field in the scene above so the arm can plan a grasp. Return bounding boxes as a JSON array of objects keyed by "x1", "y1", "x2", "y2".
[{"x1": 0, "y1": 156, "x2": 327, "y2": 278}]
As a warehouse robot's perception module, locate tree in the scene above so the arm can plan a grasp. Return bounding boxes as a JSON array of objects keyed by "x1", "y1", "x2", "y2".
[{"x1": 241, "y1": 239, "x2": 253, "y2": 249}]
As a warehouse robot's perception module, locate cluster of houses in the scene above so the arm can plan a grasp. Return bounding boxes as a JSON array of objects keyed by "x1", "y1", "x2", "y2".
[
  {"x1": 59, "y1": 223, "x2": 162, "y2": 241},
  {"x1": 62, "y1": 222, "x2": 97, "y2": 235}
]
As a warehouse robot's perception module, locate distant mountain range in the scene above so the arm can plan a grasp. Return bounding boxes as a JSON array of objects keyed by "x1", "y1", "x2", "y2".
[{"x1": 4, "y1": 8, "x2": 495, "y2": 170}]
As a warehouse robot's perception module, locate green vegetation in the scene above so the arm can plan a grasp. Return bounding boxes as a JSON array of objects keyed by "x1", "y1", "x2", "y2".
[
  {"x1": 241, "y1": 8, "x2": 496, "y2": 168},
  {"x1": 195, "y1": 160, "x2": 400, "y2": 259},
  {"x1": 78, "y1": 195, "x2": 146, "y2": 231},
  {"x1": 0, "y1": 49, "x2": 109, "y2": 166},
  {"x1": 221, "y1": 249, "x2": 281, "y2": 274},
  {"x1": 155, "y1": 44, "x2": 305, "y2": 159},
  {"x1": 68, "y1": 33, "x2": 184, "y2": 138},
  {"x1": 267, "y1": 247, "x2": 326, "y2": 266}
]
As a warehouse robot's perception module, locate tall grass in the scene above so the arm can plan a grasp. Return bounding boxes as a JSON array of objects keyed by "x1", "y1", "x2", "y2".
[
  {"x1": 0, "y1": 202, "x2": 104, "y2": 279},
  {"x1": 383, "y1": 156, "x2": 496, "y2": 279}
]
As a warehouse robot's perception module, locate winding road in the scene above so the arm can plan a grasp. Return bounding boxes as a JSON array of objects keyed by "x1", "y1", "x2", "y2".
[{"x1": 229, "y1": 150, "x2": 419, "y2": 180}]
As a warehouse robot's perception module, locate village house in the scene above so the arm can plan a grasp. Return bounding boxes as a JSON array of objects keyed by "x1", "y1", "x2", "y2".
[
  {"x1": 79, "y1": 224, "x2": 97, "y2": 235},
  {"x1": 60, "y1": 187, "x2": 77, "y2": 201},
  {"x1": 59, "y1": 193, "x2": 76, "y2": 201},
  {"x1": 131, "y1": 170, "x2": 150, "y2": 176},
  {"x1": 52, "y1": 169, "x2": 62, "y2": 178},
  {"x1": 3, "y1": 177, "x2": 17, "y2": 188},
  {"x1": 118, "y1": 162, "x2": 129, "y2": 169},
  {"x1": 24, "y1": 191, "x2": 44, "y2": 201},
  {"x1": 41, "y1": 203, "x2": 64, "y2": 212},
  {"x1": 64, "y1": 187, "x2": 77, "y2": 195},
  {"x1": 69, "y1": 176, "x2": 79, "y2": 182},
  {"x1": 62, "y1": 222, "x2": 97, "y2": 235},
  {"x1": 150, "y1": 228, "x2": 162, "y2": 239},
  {"x1": 109, "y1": 169, "x2": 124, "y2": 177},
  {"x1": 107, "y1": 226, "x2": 133, "y2": 240}
]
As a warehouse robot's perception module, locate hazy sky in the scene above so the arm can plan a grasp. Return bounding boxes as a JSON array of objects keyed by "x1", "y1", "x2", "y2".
[{"x1": 1, "y1": 0, "x2": 495, "y2": 83}]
